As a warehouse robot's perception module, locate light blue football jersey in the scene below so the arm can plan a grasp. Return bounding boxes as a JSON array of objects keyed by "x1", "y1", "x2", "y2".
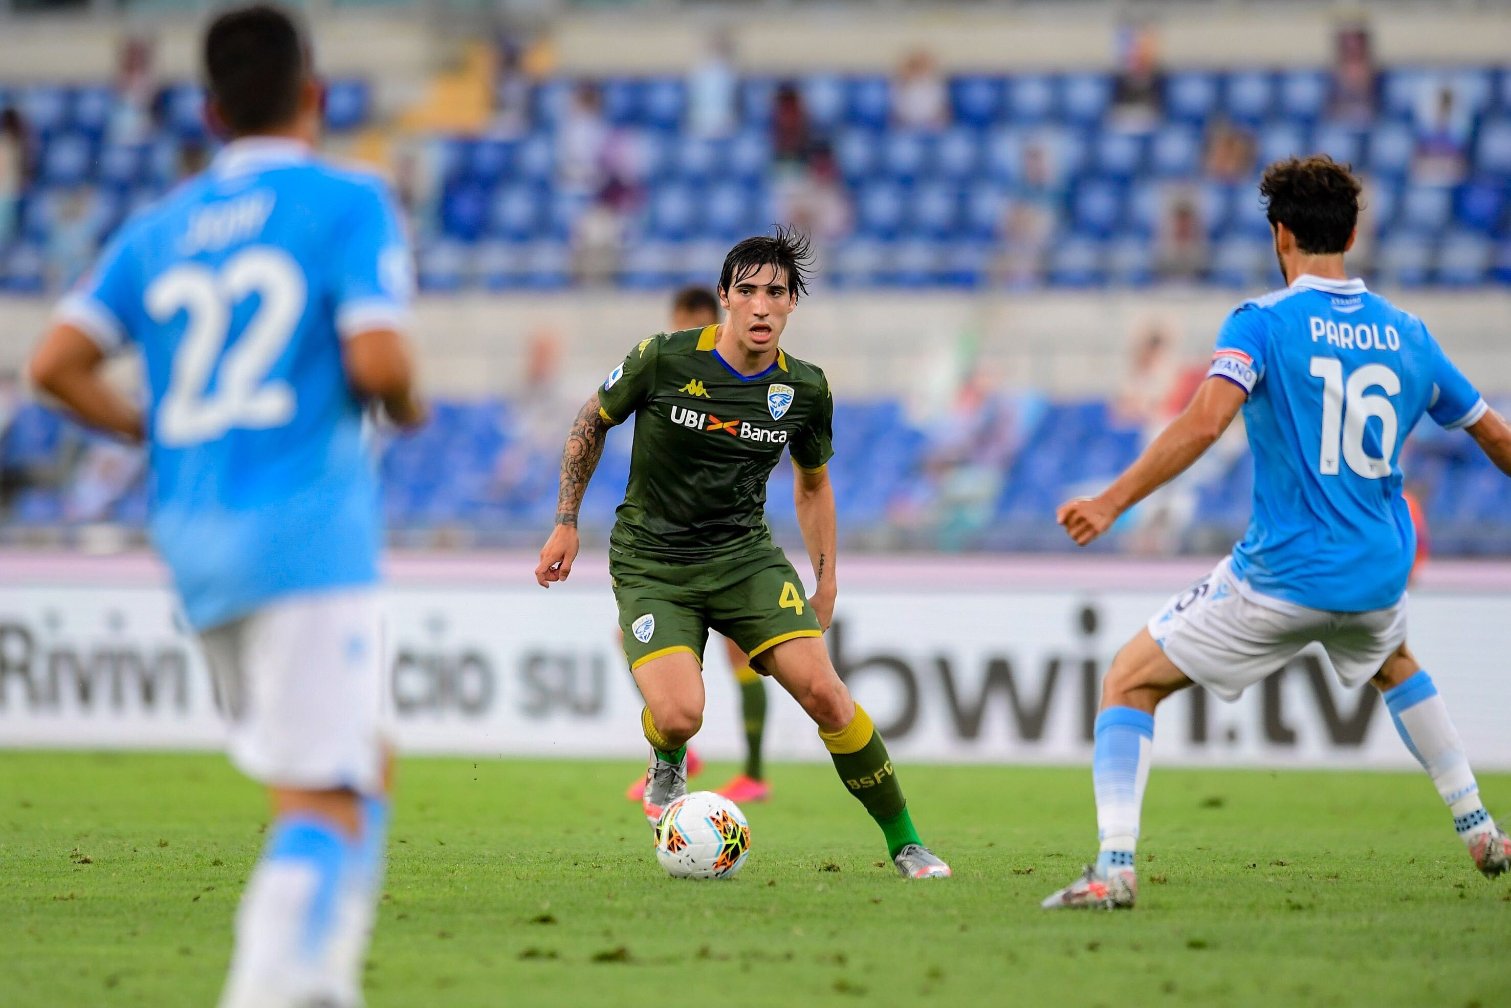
[
  {"x1": 1209, "y1": 274, "x2": 1485, "y2": 612},
  {"x1": 56, "y1": 139, "x2": 413, "y2": 630}
]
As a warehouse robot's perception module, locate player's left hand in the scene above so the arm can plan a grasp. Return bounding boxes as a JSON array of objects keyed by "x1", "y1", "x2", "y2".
[
  {"x1": 535, "y1": 525, "x2": 580, "y2": 587},
  {"x1": 1057, "y1": 495, "x2": 1120, "y2": 547},
  {"x1": 810, "y1": 588, "x2": 836, "y2": 631}
]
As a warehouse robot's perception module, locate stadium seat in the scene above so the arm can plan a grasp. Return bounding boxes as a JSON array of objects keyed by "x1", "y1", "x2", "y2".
[
  {"x1": 1474, "y1": 117, "x2": 1511, "y2": 175},
  {"x1": 1276, "y1": 69, "x2": 1329, "y2": 122},
  {"x1": 948, "y1": 76, "x2": 1004, "y2": 128},
  {"x1": 881, "y1": 130, "x2": 930, "y2": 182},
  {"x1": 1164, "y1": 71, "x2": 1221, "y2": 123},
  {"x1": 1046, "y1": 237, "x2": 1106, "y2": 287},
  {"x1": 1224, "y1": 71, "x2": 1275, "y2": 124},
  {"x1": 1367, "y1": 121, "x2": 1416, "y2": 178},
  {"x1": 1257, "y1": 121, "x2": 1308, "y2": 167},
  {"x1": 846, "y1": 77, "x2": 891, "y2": 130},
  {"x1": 323, "y1": 78, "x2": 371, "y2": 131},
  {"x1": 1435, "y1": 229, "x2": 1492, "y2": 286},
  {"x1": 1149, "y1": 123, "x2": 1202, "y2": 177},
  {"x1": 932, "y1": 127, "x2": 982, "y2": 181},
  {"x1": 1312, "y1": 122, "x2": 1366, "y2": 168},
  {"x1": 1005, "y1": 75, "x2": 1057, "y2": 125},
  {"x1": 1060, "y1": 72, "x2": 1112, "y2": 126}
]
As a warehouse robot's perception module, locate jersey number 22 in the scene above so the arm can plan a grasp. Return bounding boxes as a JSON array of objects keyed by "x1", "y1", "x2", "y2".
[{"x1": 149, "y1": 247, "x2": 306, "y2": 447}]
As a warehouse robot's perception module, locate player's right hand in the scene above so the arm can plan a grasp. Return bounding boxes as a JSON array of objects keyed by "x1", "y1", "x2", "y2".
[
  {"x1": 1056, "y1": 495, "x2": 1119, "y2": 546},
  {"x1": 535, "y1": 524, "x2": 581, "y2": 587}
]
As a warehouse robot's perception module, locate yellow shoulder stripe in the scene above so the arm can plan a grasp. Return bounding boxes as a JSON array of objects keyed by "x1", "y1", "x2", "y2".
[
  {"x1": 696, "y1": 324, "x2": 718, "y2": 351},
  {"x1": 598, "y1": 406, "x2": 619, "y2": 425},
  {"x1": 777, "y1": 350, "x2": 788, "y2": 371}
]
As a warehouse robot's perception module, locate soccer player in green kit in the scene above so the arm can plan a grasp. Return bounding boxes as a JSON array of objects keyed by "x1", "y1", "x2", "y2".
[{"x1": 536, "y1": 229, "x2": 950, "y2": 878}]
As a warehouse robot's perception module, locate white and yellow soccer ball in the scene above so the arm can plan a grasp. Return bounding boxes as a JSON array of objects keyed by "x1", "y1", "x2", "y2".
[{"x1": 653, "y1": 791, "x2": 751, "y2": 880}]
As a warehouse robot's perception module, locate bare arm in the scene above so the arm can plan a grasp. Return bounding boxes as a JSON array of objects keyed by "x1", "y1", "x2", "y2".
[
  {"x1": 793, "y1": 462, "x2": 838, "y2": 629},
  {"x1": 28, "y1": 324, "x2": 144, "y2": 443},
  {"x1": 343, "y1": 328, "x2": 426, "y2": 429},
  {"x1": 1467, "y1": 407, "x2": 1511, "y2": 477},
  {"x1": 1058, "y1": 376, "x2": 1247, "y2": 546},
  {"x1": 535, "y1": 393, "x2": 614, "y2": 586}
]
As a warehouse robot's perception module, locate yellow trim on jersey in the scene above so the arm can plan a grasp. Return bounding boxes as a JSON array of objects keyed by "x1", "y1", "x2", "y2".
[
  {"x1": 630, "y1": 644, "x2": 700, "y2": 671},
  {"x1": 793, "y1": 461, "x2": 828, "y2": 475},
  {"x1": 599, "y1": 406, "x2": 620, "y2": 425},
  {"x1": 777, "y1": 350, "x2": 788, "y2": 371},
  {"x1": 732, "y1": 664, "x2": 761, "y2": 686},
  {"x1": 696, "y1": 324, "x2": 719, "y2": 351},
  {"x1": 819, "y1": 703, "x2": 876, "y2": 755},
  {"x1": 747, "y1": 629, "x2": 823, "y2": 661}
]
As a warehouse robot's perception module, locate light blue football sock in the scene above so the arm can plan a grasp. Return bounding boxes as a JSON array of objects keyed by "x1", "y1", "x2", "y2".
[
  {"x1": 1092, "y1": 706, "x2": 1155, "y2": 875},
  {"x1": 1383, "y1": 671, "x2": 1489, "y2": 839}
]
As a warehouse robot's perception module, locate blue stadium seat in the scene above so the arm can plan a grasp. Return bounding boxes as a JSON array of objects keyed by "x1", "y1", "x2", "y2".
[
  {"x1": 1210, "y1": 235, "x2": 1266, "y2": 288},
  {"x1": 159, "y1": 84, "x2": 207, "y2": 140},
  {"x1": 642, "y1": 78, "x2": 686, "y2": 131},
  {"x1": 530, "y1": 79, "x2": 574, "y2": 131},
  {"x1": 1149, "y1": 123, "x2": 1201, "y2": 177},
  {"x1": 881, "y1": 130, "x2": 930, "y2": 182},
  {"x1": 1, "y1": 403, "x2": 65, "y2": 469},
  {"x1": 1046, "y1": 237, "x2": 1106, "y2": 287},
  {"x1": 1257, "y1": 121, "x2": 1308, "y2": 167},
  {"x1": 1398, "y1": 185, "x2": 1454, "y2": 234},
  {"x1": 1435, "y1": 229, "x2": 1492, "y2": 286},
  {"x1": 645, "y1": 182, "x2": 698, "y2": 240},
  {"x1": 468, "y1": 138, "x2": 516, "y2": 186},
  {"x1": 1312, "y1": 122, "x2": 1366, "y2": 167},
  {"x1": 440, "y1": 182, "x2": 489, "y2": 242},
  {"x1": 948, "y1": 76, "x2": 1003, "y2": 128},
  {"x1": 1380, "y1": 69, "x2": 1426, "y2": 122},
  {"x1": 932, "y1": 126, "x2": 982, "y2": 181},
  {"x1": 0, "y1": 242, "x2": 45, "y2": 294},
  {"x1": 39, "y1": 132, "x2": 95, "y2": 186},
  {"x1": 618, "y1": 240, "x2": 679, "y2": 289},
  {"x1": 1376, "y1": 234, "x2": 1435, "y2": 287},
  {"x1": 1224, "y1": 70, "x2": 1275, "y2": 124},
  {"x1": 1367, "y1": 121, "x2": 1416, "y2": 178},
  {"x1": 97, "y1": 143, "x2": 144, "y2": 187},
  {"x1": 517, "y1": 135, "x2": 555, "y2": 185},
  {"x1": 19, "y1": 84, "x2": 69, "y2": 133},
  {"x1": 673, "y1": 136, "x2": 718, "y2": 184},
  {"x1": 1090, "y1": 129, "x2": 1146, "y2": 179},
  {"x1": 854, "y1": 180, "x2": 906, "y2": 240},
  {"x1": 800, "y1": 75, "x2": 846, "y2": 130},
  {"x1": 1005, "y1": 75, "x2": 1057, "y2": 125},
  {"x1": 489, "y1": 183, "x2": 543, "y2": 241},
  {"x1": 846, "y1": 77, "x2": 891, "y2": 129},
  {"x1": 1060, "y1": 72, "x2": 1112, "y2": 126},
  {"x1": 1069, "y1": 177, "x2": 1125, "y2": 237},
  {"x1": 323, "y1": 78, "x2": 371, "y2": 131},
  {"x1": 1474, "y1": 117, "x2": 1511, "y2": 175},
  {"x1": 474, "y1": 241, "x2": 525, "y2": 291},
  {"x1": 737, "y1": 78, "x2": 777, "y2": 128},
  {"x1": 1105, "y1": 237, "x2": 1154, "y2": 287},
  {"x1": 1123, "y1": 181, "x2": 1162, "y2": 237},
  {"x1": 71, "y1": 85, "x2": 115, "y2": 135},
  {"x1": 704, "y1": 181, "x2": 755, "y2": 240},
  {"x1": 726, "y1": 129, "x2": 770, "y2": 182},
  {"x1": 961, "y1": 182, "x2": 1006, "y2": 240},
  {"x1": 600, "y1": 77, "x2": 643, "y2": 126},
  {"x1": 1455, "y1": 180, "x2": 1505, "y2": 234},
  {"x1": 1164, "y1": 71, "x2": 1221, "y2": 123},
  {"x1": 909, "y1": 182, "x2": 959, "y2": 238},
  {"x1": 1276, "y1": 69, "x2": 1329, "y2": 122},
  {"x1": 417, "y1": 242, "x2": 467, "y2": 292}
]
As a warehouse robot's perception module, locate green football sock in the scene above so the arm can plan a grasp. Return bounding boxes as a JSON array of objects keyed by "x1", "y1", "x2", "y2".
[
  {"x1": 819, "y1": 704, "x2": 921, "y2": 858},
  {"x1": 735, "y1": 668, "x2": 767, "y2": 781}
]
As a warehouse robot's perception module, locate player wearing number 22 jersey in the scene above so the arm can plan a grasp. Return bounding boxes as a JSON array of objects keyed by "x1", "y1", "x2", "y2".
[
  {"x1": 29, "y1": 7, "x2": 425, "y2": 1006},
  {"x1": 1043, "y1": 155, "x2": 1511, "y2": 911}
]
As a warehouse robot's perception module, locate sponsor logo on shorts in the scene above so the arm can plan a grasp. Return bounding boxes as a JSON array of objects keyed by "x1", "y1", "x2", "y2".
[
  {"x1": 767, "y1": 383, "x2": 794, "y2": 420},
  {"x1": 678, "y1": 378, "x2": 710, "y2": 398},
  {"x1": 603, "y1": 364, "x2": 624, "y2": 390},
  {"x1": 632, "y1": 614, "x2": 655, "y2": 644}
]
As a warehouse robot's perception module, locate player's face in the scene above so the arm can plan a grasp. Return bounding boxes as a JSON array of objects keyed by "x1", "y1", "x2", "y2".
[{"x1": 718, "y1": 264, "x2": 795, "y2": 360}]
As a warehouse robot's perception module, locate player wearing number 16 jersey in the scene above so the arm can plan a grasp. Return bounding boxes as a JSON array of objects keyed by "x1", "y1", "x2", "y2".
[
  {"x1": 29, "y1": 6, "x2": 424, "y2": 1004},
  {"x1": 1042, "y1": 155, "x2": 1511, "y2": 910}
]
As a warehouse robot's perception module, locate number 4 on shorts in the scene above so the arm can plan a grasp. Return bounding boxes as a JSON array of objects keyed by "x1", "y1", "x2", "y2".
[{"x1": 779, "y1": 581, "x2": 805, "y2": 615}]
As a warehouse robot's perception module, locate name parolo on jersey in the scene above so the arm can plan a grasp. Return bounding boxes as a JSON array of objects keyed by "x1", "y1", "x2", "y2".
[{"x1": 668, "y1": 405, "x2": 790, "y2": 444}]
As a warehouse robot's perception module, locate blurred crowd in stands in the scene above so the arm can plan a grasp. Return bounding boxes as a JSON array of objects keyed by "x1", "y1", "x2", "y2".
[{"x1": 3, "y1": 18, "x2": 1509, "y2": 553}]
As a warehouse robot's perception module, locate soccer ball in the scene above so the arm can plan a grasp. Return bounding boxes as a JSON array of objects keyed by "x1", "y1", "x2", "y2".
[{"x1": 653, "y1": 791, "x2": 751, "y2": 880}]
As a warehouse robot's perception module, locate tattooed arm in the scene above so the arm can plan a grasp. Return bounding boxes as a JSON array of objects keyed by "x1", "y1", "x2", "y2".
[
  {"x1": 793, "y1": 461, "x2": 838, "y2": 630},
  {"x1": 535, "y1": 393, "x2": 614, "y2": 587}
]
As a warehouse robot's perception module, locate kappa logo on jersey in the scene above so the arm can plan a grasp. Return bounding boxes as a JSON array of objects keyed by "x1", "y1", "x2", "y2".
[
  {"x1": 603, "y1": 364, "x2": 624, "y2": 390},
  {"x1": 679, "y1": 379, "x2": 710, "y2": 398},
  {"x1": 632, "y1": 613, "x2": 655, "y2": 644},
  {"x1": 767, "y1": 383, "x2": 794, "y2": 420},
  {"x1": 668, "y1": 405, "x2": 789, "y2": 444}
]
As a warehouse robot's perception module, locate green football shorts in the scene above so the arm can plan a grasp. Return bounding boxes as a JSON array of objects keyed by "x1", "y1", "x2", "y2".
[{"x1": 610, "y1": 545, "x2": 823, "y2": 672}]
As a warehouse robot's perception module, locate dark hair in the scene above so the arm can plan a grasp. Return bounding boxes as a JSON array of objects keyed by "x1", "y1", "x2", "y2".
[
  {"x1": 718, "y1": 226, "x2": 814, "y2": 300},
  {"x1": 203, "y1": 4, "x2": 310, "y2": 136},
  {"x1": 1258, "y1": 155, "x2": 1362, "y2": 255},
  {"x1": 672, "y1": 286, "x2": 720, "y2": 319}
]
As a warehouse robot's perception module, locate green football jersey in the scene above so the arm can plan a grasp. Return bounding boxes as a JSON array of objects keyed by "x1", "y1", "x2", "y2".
[{"x1": 597, "y1": 324, "x2": 835, "y2": 562}]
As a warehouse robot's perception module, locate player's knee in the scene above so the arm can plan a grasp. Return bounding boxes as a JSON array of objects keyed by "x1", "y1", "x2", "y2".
[
  {"x1": 652, "y1": 704, "x2": 703, "y2": 746},
  {"x1": 1370, "y1": 642, "x2": 1419, "y2": 690},
  {"x1": 799, "y1": 676, "x2": 854, "y2": 731}
]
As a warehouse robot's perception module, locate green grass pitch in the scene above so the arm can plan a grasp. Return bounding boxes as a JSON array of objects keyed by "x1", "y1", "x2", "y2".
[{"x1": 3, "y1": 752, "x2": 1508, "y2": 1007}]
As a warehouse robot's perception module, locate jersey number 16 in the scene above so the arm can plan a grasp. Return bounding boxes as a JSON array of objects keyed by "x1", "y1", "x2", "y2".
[{"x1": 1308, "y1": 357, "x2": 1399, "y2": 479}]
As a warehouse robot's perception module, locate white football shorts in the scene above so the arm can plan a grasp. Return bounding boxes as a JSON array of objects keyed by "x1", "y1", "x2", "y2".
[
  {"x1": 1147, "y1": 557, "x2": 1407, "y2": 702},
  {"x1": 199, "y1": 588, "x2": 388, "y2": 794}
]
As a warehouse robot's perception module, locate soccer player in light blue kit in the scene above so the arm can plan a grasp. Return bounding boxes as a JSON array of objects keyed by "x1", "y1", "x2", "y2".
[
  {"x1": 1042, "y1": 156, "x2": 1511, "y2": 909},
  {"x1": 28, "y1": 5, "x2": 425, "y2": 1001}
]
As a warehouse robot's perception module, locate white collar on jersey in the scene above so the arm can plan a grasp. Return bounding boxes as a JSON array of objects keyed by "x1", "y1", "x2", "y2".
[
  {"x1": 213, "y1": 137, "x2": 312, "y2": 177},
  {"x1": 1290, "y1": 273, "x2": 1367, "y2": 295}
]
